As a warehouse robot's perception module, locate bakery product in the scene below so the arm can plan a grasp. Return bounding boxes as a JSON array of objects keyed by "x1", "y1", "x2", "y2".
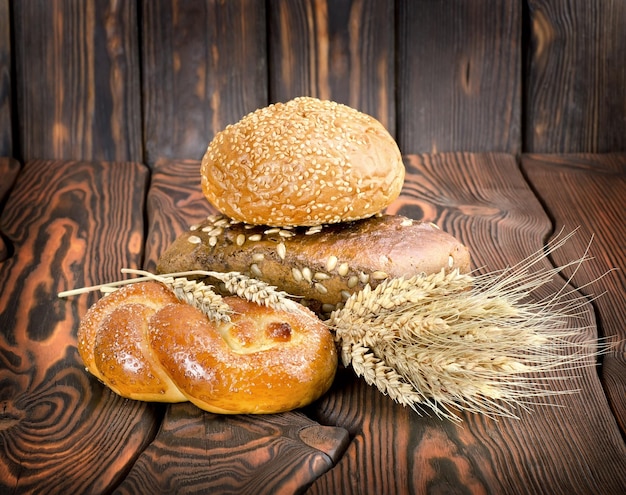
[
  {"x1": 77, "y1": 280, "x2": 187, "y2": 403},
  {"x1": 201, "y1": 97, "x2": 405, "y2": 226},
  {"x1": 157, "y1": 213, "x2": 471, "y2": 314},
  {"x1": 77, "y1": 281, "x2": 337, "y2": 414}
]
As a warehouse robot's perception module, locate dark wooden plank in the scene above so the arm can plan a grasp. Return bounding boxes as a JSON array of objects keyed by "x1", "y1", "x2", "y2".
[
  {"x1": 267, "y1": 0, "x2": 395, "y2": 135},
  {"x1": 308, "y1": 153, "x2": 626, "y2": 494},
  {"x1": 0, "y1": 157, "x2": 20, "y2": 262},
  {"x1": 0, "y1": 159, "x2": 159, "y2": 494},
  {"x1": 0, "y1": 157, "x2": 19, "y2": 209},
  {"x1": 396, "y1": 1, "x2": 521, "y2": 154},
  {"x1": 115, "y1": 403, "x2": 349, "y2": 495},
  {"x1": 142, "y1": 0, "x2": 268, "y2": 164},
  {"x1": 144, "y1": 158, "x2": 214, "y2": 272},
  {"x1": 0, "y1": 0, "x2": 12, "y2": 157},
  {"x1": 522, "y1": 153, "x2": 626, "y2": 434},
  {"x1": 525, "y1": 1, "x2": 626, "y2": 153},
  {"x1": 12, "y1": 0, "x2": 142, "y2": 162}
]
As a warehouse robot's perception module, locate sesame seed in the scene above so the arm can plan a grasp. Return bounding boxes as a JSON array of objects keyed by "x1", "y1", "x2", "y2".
[
  {"x1": 314, "y1": 272, "x2": 330, "y2": 281},
  {"x1": 341, "y1": 290, "x2": 351, "y2": 301},
  {"x1": 359, "y1": 272, "x2": 370, "y2": 284},
  {"x1": 188, "y1": 235, "x2": 201, "y2": 244},
  {"x1": 302, "y1": 267, "x2": 313, "y2": 283},
  {"x1": 248, "y1": 234, "x2": 262, "y2": 242},
  {"x1": 371, "y1": 271, "x2": 388, "y2": 280},
  {"x1": 264, "y1": 228, "x2": 280, "y2": 235},
  {"x1": 236, "y1": 234, "x2": 246, "y2": 246},
  {"x1": 209, "y1": 236, "x2": 218, "y2": 247},
  {"x1": 252, "y1": 253, "x2": 265, "y2": 262},
  {"x1": 347, "y1": 276, "x2": 359, "y2": 288}
]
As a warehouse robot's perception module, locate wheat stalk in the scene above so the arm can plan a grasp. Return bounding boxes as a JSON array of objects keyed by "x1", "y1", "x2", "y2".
[
  {"x1": 214, "y1": 271, "x2": 301, "y2": 313},
  {"x1": 162, "y1": 276, "x2": 232, "y2": 322},
  {"x1": 328, "y1": 232, "x2": 611, "y2": 422},
  {"x1": 58, "y1": 268, "x2": 299, "y2": 321}
]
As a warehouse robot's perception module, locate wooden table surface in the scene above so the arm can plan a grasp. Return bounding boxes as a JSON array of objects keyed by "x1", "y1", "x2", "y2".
[{"x1": 0, "y1": 152, "x2": 624, "y2": 494}]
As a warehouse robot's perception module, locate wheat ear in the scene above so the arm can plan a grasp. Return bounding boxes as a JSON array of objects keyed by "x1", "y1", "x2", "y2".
[
  {"x1": 328, "y1": 232, "x2": 611, "y2": 422},
  {"x1": 58, "y1": 268, "x2": 299, "y2": 321}
]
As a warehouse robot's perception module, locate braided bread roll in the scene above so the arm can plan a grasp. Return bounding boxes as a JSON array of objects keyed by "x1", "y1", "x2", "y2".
[{"x1": 77, "y1": 281, "x2": 338, "y2": 414}]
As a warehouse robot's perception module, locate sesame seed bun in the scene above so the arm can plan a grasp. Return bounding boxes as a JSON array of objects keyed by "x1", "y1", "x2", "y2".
[{"x1": 201, "y1": 97, "x2": 405, "y2": 227}]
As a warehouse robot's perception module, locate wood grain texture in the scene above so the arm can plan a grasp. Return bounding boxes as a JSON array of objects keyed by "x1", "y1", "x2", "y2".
[
  {"x1": 0, "y1": 157, "x2": 19, "y2": 208},
  {"x1": 142, "y1": 0, "x2": 268, "y2": 164},
  {"x1": 522, "y1": 153, "x2": 626, "y2": 434},
  {"x1": 267, "y1": 0, "x2": 395, "y2": 135},
  {"x1": 12, "y1": 0, "x2": 142, "y2": 162},
  {"x1": 0, "y1": 157, "x2": 18, "y2": 194},
  {"x1": 115, "y1": 403, "x2": 349, "y2": 495},
  {"x1": 1, "y1": 155, "x2": 625, "y2": 494},
  {"x1": 308, "y1": 153, "x2": 626, "y2": 495},
  {"x1": 0, "y1": 159, "x2": 159, "y2": 494},
  {"x1": 143, "y1": 158, "x2": 215, "y2": 272},
  {"x1": 525, "y1": 0, "x2": 626, "y2": 153},
  {"x1": 396, "y1": 1, "x2": 521, "y2": 154},
  {"x1": 0, "y1": 0, "x2": 12, "y2": 157},
  {"x1": 0, "y1": 157, "x2": 20, "y2": 261}
]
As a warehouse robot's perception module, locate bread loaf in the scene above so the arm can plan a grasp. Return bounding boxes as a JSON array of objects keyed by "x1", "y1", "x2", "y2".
[
  {"x1": 157, "y1": 214, "x2": 471, "y2": 314},
  {"x1": 201, "y1": 97, "x2": 405, "y2": 226},
  {"x1": 77, "y1": 281, "x2": 337, "y2": 414}
]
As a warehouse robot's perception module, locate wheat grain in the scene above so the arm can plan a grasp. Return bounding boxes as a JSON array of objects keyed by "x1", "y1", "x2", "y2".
[
  {"x1": 214, "y1": 271, "x2": 300, "y2": 312},
  {"x1": 165, "y1": 277, "x2": 232, "y2": 322}
]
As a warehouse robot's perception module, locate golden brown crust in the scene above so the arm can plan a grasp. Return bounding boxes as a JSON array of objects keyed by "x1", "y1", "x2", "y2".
[
  {"x1": 77, "y1": 281, "x2": 337, "y2": 413},
  {"x1": 77, "y1": 281, "x2": 187, "y2": 402},
  {"x1": 150, "y1": 297, "x2": 337, "y2": 414},
  {"x1": 157, "y1": 214, "x2": 472, "y2": 314},
  {"x1": 200, "y1": 97, "x2": 405, "y2": 226}
]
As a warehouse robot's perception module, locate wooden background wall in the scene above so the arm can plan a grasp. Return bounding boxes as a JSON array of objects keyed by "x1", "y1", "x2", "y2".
[{"x1": 0, "y1": 0, "x2": 624, "y2": 165}]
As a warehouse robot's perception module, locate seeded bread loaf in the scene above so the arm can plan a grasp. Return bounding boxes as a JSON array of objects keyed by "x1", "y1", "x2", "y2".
[
  {"x1": 157, "y1": 214, "x2": 471, "y2": 314},
  {"x1": 201, "y1": 97, "x2": 405, "y2": 226}
]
